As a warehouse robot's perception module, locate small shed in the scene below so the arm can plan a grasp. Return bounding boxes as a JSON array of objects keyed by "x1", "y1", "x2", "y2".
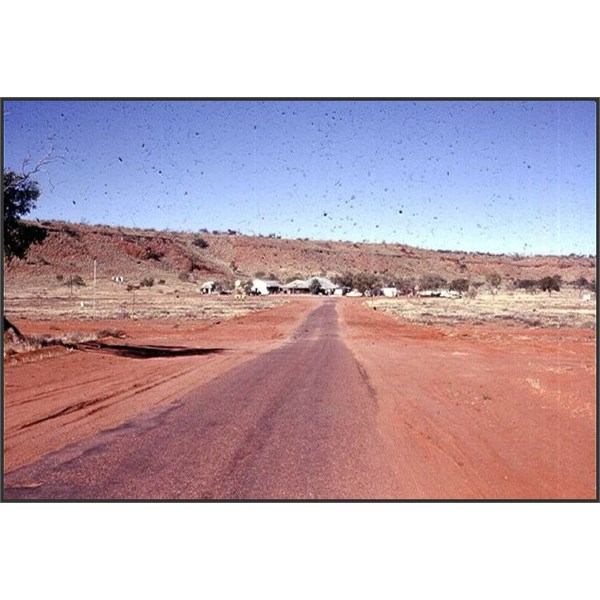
[
  {"x1": 200, "y1": 281, "x2": 216, "y2": 294},
  {"x1": 381, "y1": 287, "x2": 397, "y2": 298},
  {"x1": 251, "y1": 278, "x2": 283, "y2": 295}
]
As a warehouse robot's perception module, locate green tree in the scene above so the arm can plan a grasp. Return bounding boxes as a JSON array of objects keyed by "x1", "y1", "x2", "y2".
[
  {"x1": 420, "y1": 274, "x2": 446, "y2": 290},
  {"x1": 308, "y1": 278, "x2": 322, "y2": 295},
  {"x1": 394, "y1": 276, "x2": 415, "y2": 294},
  {"x1": 3, "y1": 170, "x2": 47, "y2": 261},
  {"x1": 353, "y1": 272, "x2": 378, "y2": 293},
  {"x1": 333, "y1": 272, "x2": 355, "y2": 289},
  {"x1": 539, "y1": 275, "x2": 562, "y2": 294},
  {"x1": 450, "y1": 278, "x2": 470, "y2": 293},
  {"x1": 3, "y1": 170, "x2": 48, "y2": 338}
]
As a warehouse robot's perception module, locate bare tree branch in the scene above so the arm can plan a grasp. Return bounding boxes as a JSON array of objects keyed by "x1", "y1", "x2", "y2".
[{"x1": 4, "y1": 138, "x2": 64, "y2": 192}]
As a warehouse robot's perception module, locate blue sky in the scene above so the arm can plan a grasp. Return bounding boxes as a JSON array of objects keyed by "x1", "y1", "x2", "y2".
[{"x1": 3, "y1": 99, "x2": 596, "y2": 255}]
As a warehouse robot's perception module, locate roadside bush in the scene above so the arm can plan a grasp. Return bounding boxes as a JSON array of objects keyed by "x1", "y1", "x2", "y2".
[
  {"x1": 140, "y1": 277, "x2": 154, "y2": 288},
  {"x1": 178, "y1": 271, "x2": 190, "y2": 282},
  {"x1": 192, "y1": 236, "x2": 209, "y2": 248}
]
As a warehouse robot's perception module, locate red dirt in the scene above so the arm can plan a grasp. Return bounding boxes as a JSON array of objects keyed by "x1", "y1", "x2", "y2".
[
  {"x1": 3, "y1": 298, "x2": 318, "y2": 473},
  {"x1": 3, "y1": 297, "x2": 596, "y2": 499},
  {"x1": 338, "y1": 300, "x2": 596, "y2": 499}
]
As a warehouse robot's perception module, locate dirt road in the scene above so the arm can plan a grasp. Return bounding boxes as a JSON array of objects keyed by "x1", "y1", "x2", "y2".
[
  {"x1": 4, "y1": 301, "x2": 399, "y2": 499},
  {"x1": 3, "y1": 299, "x2": 596, "y2": 500}
]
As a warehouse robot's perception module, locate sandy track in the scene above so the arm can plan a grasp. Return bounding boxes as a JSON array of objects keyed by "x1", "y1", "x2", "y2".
[
  {"x1": 3, "y1": 298, "x2": 318, "y2": 473},
  {"x1": 4, "y1": 300, "x2": 397, "y2": 499},
  {"x1": 3, "y1": 297, "x2": 596, "y2": 499}
]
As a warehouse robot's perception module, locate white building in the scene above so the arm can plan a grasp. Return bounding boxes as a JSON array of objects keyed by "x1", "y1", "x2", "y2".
[
  {"x1": 381, "y1": 287, "x2": 397, "y2": 298},
  {"x1": 200, "y1": 281, "x2": 216, "y2": 294},
  {"x1": 251, "y1": 279, "x2": 283, "y2": 295}
]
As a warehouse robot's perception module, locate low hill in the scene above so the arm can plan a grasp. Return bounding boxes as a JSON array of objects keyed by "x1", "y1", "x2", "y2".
[{"x1": 4, "y1": 220, "x2": 596, "y2": 290}]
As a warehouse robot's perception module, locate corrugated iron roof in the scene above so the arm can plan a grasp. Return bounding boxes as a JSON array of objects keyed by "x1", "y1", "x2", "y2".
[
  {"x1": 282, "y1": 279, "x2": 310, "y2": 289},
  {"x1": 252, "y1": 279, "x2": 283, "y2": 287}
]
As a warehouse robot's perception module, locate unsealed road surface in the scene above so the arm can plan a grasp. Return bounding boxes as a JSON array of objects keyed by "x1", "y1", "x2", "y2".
[{"x1": 4, "y1": 301, "x2": 398, "y2": 500}]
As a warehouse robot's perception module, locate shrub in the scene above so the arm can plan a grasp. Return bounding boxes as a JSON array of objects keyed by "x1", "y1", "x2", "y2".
[
  {"x1": 192, "y1": 236, "x2": 209, "y2": 249},
  {"x1": 64, "y1": 275, "x2": 85, "y2": 287},
  {"x1": 308, "y1": 279, "x2": 322, "y2": 295},
  {"x1": 450, "y1": 278, "x2": 469, "y2": 293},
  {"x1": 146, "y1": 247, "x2": 163, "y2": 261},
  {"x1": 56, "y1": 274, "x2": 64, "y2": 282},
  {"x1": 157, "y1": 279, "x2": 166, "y2": 285},
  {"x1": 353, "y1": 272, "x2": 378, "y2": 293},
  {"x1": 178, "y1": 272, "x2": 189, "y2": 282},
  {"x1": 540, "y1": 275, "x2": 561, "y2": 293},
  {"x1": 140, "y1": 277, "x2": 154, "y2": 288},
  {"x1": 573, "y1": 277, "x2": 594, "y2": 291},
  {"x1": 516, "y1": 279, "x2": 538, "y2": 290},
  {"x1": 395, "y1": 277, "x2": 415, "y2": 294},
  {"x1": 486, "y1": 272, "x2": 502, "y2": 288},
  {"x1": 420, "y1": 274, "x2": 446, "y2": 290},
  {"x1": 333, "y1": 272, "x2": 355, "y2": 289}
]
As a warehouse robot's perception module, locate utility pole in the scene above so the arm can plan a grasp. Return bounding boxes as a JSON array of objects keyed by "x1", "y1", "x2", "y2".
[{"x1": 93, "y1": 259, "x2": 97, "y2": 311}]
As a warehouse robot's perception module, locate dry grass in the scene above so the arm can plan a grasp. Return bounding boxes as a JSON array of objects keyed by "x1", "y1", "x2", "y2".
[
  {"x1": 3, "y1": 283, "x2": 287, "y2": 323},
  {"x1": 3, "y1": 328, "x2": 127, "y2": 360},
  {"x1": 368, "y1": 289, "x2": 596, "y2": 329}
]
